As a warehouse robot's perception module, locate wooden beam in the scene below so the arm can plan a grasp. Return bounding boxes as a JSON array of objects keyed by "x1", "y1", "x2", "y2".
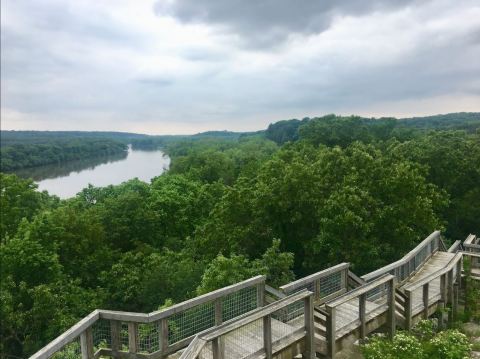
[
  {"x1": 422, "y1": 283, "x2": 429, "y2": 319},
  {"x1": 263, "y1": 315, "x2": 272, "y2": 359},
  {"x1": 326, "y1": 306, "x2": 336, "y2": 359},
  {"x1": 128, "y1": 323, "x2": 138, "y2": 355},
  {"x1": 80, "y1": 328, "x2": 94, "y2": 359},
  {"x1": 387, "y1": 278, "x2": 396, "y2": 338},
  {"x1": 359, "y1": 294, "x2": 366, "y2": 339},
  {"x1": 304, "y1": 295, "x2": 315, "y2": 359},
  {"x1": 110, "y1": 320, "x2": 121, "y2": 358}
]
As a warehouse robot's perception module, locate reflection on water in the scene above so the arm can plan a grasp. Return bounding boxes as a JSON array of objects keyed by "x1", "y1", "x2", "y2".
[
  {"x1": 15, "y1": 152, "x2": 129, "y2": 181},
  {"x1": 14, "y1": 147, "x2": 170, "y2": 199}
]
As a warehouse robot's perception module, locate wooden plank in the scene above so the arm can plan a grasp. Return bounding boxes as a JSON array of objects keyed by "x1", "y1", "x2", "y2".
[
  {"x1": 263, "y1": 315, "x2": 272, "y2": 359},
  {"x1": 326, "y1": 306, "x2": 336, "y2": 359},
  {"x1": 304, "y1": 295, "x2": 315, "y2": 359},
  {"x1": 387, "y1": 278, "x2": 396, "y2": 338},
  {"x1": 359, "y1": 294, "x2": 366, "y2": 339},
  {"x1": 80, "y1": 328, "x2": 94, "y2": 359},
  {"x1": 128, "y1": 323, "x2": 138, "y2": 354}
]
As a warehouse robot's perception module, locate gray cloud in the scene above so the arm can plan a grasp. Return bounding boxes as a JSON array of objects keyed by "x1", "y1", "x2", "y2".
[
  {"x1": 1, "y1": 0, "x2": 479, "y2": 134},
  {"x1": 155, "y1": 0, "x2": 419, "y2": 47}
]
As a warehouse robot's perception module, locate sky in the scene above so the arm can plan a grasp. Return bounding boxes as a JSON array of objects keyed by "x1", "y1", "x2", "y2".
[{"x1": 1, "y1": 0, "x2": 479, "y2": 135}]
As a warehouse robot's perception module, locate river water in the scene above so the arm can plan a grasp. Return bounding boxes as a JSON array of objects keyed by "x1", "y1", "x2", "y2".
[{"x1": 15, "y1": 147, "x2": 170, "y2": 199}]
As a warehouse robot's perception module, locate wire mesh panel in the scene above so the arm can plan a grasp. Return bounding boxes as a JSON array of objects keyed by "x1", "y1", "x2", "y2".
[
  {"x1": 137, "y1": 323, "x2": 159, "y2": 353},
  {"x1": 366, "y1": 284, "x2": 388, "y2": 317},
  {"x1": 319, "y1": 271, "x2": 342, "y2": 298},
  {"x1": 410, "y1": 286, "x2": 424, "y2": 313},
  {"x1": 271, "y1": 300, "x2": 305, "y2": 340},
  {"x1": 92, "y1": 319, "x2": 112, "y2": 351},
  {"x1": 222, "y1": 286, "x2": 257, "y2": 322},
  {"x1": 168, "y1": 301, "x2": 216, "y2": 345},
  {"x1": 120, "y1": 323, "x2": 129, "y2": 351},
  {"x1": 50, "y1": 337, "x2": 81, "y2": 359}
]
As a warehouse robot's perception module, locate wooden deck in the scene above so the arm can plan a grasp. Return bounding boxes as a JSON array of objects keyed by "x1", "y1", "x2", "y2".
[
  {"x1": 399, "y1": 251, "x2": 456, "y2": 314},
  {"x1": 31, "y1": 231, "x2": 474, "y2": 359}
]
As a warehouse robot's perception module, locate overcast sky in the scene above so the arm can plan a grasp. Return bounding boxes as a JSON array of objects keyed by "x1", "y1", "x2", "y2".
[{"x1": 1, "y1": 0, "x2": 479, "y2": 134}]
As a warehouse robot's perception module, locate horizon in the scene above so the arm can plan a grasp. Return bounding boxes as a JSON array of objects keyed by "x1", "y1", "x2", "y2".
[
  {"x1": 2, "y1": 111, "x2": 479, "y2": 136},
  {"x1": 2, "y1": 1, "x2": 480, "y2": 134}
]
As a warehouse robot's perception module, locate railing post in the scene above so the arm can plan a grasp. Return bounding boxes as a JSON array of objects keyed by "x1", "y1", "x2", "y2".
[
  {"x1": 257, "y1": 282, "x2": 265, "y2": 308},
  {"x1": 438, "y1": 301, "x2": 446, "y2": 329},
  {"x1": 440, "y1": 274, "x2": 447, "y2": 302},
  {"x1": 80, "y1": 327, "x2": 94, "y2": 359},
  {"x1": 453, "y1": 283, "x2": 459, "y2": 321},
  {"x1": 159, "y1": 318, "x2": 169, "y2": 356},
  {"x1": 387, "y1": 279, "x2": 396, "y2": 338},
  {"x1": 212, "y1": 337, "x2": 222, "y2": 359},
  {"x1": 422, "y1": 283, "x2": 429, "y2": 319},
  {"x1": 359, "y1": 293, "x2": 366, "y2": 339},
  {"x1": 326, "y1": 306, "x2": 336, "y2": 359},
  {"x1": 304, "y1": 295, "x2": 315, "y2": 359},
  {"x1": 110, "y1": 320, "x2": 121, "y2": 358},
  {"x1": 405, "y1": 290, "x2": 412, "y2": 331},
  {"x1": 447, "y1": 269, "x2": 454, "y2": 322},
  {"x1": 263, "y1": 315, "x2": 272, "y2": 359},
  {"x1": 314, "y1": 279, "x2": 321, "y2": 301},
  {"x1": 456, "y1": 259, "x2": 462, "y2": 288},
  {"x1": 215, "y1": 298, "x2": 225, "y2": 355},
  {"x1": 128, "y1": 322, "x2": 138, "y2": 354}
]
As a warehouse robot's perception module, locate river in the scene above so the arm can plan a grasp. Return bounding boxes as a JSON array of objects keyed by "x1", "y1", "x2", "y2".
[{"x1": 15, "y1": 146, "x2": 170, "y2": 199}]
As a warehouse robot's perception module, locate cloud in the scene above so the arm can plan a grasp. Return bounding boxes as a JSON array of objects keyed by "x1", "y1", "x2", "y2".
[
  {"x1": 1, "y1": 0, "x2": 479, "y2": 134},
  {"x1": 154, "y1": 0, "x2": 420, "y2": 47}
]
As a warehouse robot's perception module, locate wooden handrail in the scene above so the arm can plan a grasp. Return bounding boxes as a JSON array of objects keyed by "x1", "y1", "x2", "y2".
[
  {"x1": 203, "y1": 290, "x2": 311, "y2": 340},
  {"x1": 29, "y1": 276, "x2": 266, "y2": 359},
  {"x1": 280, "y1": 263, "x2": 349, "y2": 293},
  {"x1": 325, "y1": 274, "x2": 395, "y2": 308},
  {"x1": 447, "y1": 240, "x2": 463, "y2": 253},
  {"x1": 403, "y1": 253, "x2": 462, "y2": 292},
  {"x1": 362, "y1": 231, "x2": 440, "y2": 282},
  {"x1": 464, "y1": 234, "x2": 477, "y2": 245},
  {"x1": 179, "y1": 290, "x2": 313, "y2": 359}
]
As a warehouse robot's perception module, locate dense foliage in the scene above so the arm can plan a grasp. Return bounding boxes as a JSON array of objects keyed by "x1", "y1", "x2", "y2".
[
  {"x1": 1, "y1": 113, "x2": 479, "y2": 358},
  {"x1": 361, "y1": 320, "x2": 472, "y2": 359}
]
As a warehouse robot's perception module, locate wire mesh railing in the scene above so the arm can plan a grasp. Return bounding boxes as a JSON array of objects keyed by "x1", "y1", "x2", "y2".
[
  {"x1": 280, "y1": 263, "x2": 349, "y2": 304},
  {"x1": 180, "y1": 290, "x2": 315, "y2": 359},
  {"x1": 323, "y1": 274, "x2": 396, "y2": 359},
  {"x1": 362, "y1": 231, "x2": 442, "y2": 284},
  {"x1": 403, "y1": 252, "x2": 463, "y2": 328},
  {"x1": 30, "y1": 276, "x2": 266, "y2": 359}
]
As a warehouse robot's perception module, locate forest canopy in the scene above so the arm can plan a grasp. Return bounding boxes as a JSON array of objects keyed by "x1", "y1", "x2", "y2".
[{"x1": 1, "y1": 112, "x2": 479, "y2": 358}]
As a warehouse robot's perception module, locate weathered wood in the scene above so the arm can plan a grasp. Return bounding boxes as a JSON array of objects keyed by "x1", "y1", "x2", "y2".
[
  {"x1": 257, "y1": 282, "x2": 266, "y2": 307},
  {"x1": 405, "y1": 291, "x2": 413, "y2": 331},
  {"x1": 110, "y1": 320, "x2": 122, "y2": 358},
  {"x1": 359, "y1": 294, "x2": 366, "y2": 339},
  {"x1": 362, "y1": 231, "x2": 440, "y2": 282},
  {"x1": 263, "y1": 315, "x2": 272, "y2": 359},
  {"x1": 158, "y1": 318, "x2": 168, "y2": 354},
  {"x1": 128, "y1": 322, "x2": 138, "y2": 354},
  {"x1": 280, "y1": 263, "x2": 349, "y2": 294},
  {"x1": 422, "y1": 283, "x2": 429, "y2": 319},
  {"x1": 202, "y1": 290, "x2": 311, "y2": 342},
  {"x1": 387, "y1": 278, "x2": 396, "y2": 338},
  {"x1": 304, "y1": 295, "x2": 315, "y2": 359},
  {"x1": 453, "y1": 283, "x2": 459, "y2": 321},
  {"x1": 80, "y1": 328, "x2": 94, "y2": 359},
  {"x1": 326, "y1": 306, "x2": 336, "y2": 359},
  {"x1": 212, "y1": 337, "x2": 221, "y2": 359}
]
